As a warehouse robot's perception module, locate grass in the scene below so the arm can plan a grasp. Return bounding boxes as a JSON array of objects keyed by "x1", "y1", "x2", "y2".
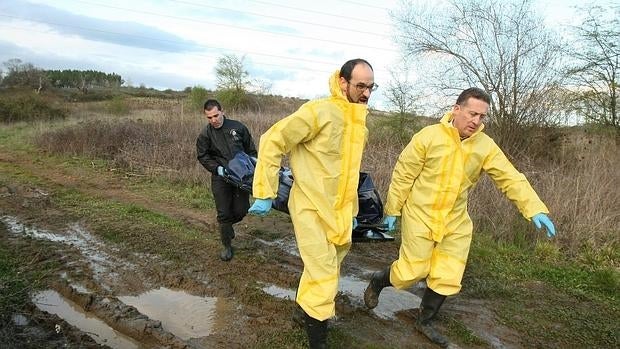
[
  {"x1": 461, "y1": 232, "x2": 619, "y2": 348},
  {"x1": 0, "y1": 226, "x2": 59, "y2": 322},
  {"x1": 127, "y1": 176, "x2": 215, "y2": 210},
  {"x1": 0, "y1": 155, "x2": 211, "y2": 263},
  {"x1": 52, "y1": 188, "x2": 206, "y2": 259},
  {"x1": 1, "y1": 93, "x2": 618, "y2": 348},
  {"x1": 442, "y1": 316, "x2": 488, "y2": 346},
  {"x1": 0, "y1": 240, "x2": 33, "y2": 320}
]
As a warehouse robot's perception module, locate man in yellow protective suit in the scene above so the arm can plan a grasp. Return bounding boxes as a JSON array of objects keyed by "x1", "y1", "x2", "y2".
[
  {"x1": 248, "y1": 58, "x2": 376, "y2": 349},
  {"x1": 363, "y1": 87, "x2": 556, "y2": 348}
]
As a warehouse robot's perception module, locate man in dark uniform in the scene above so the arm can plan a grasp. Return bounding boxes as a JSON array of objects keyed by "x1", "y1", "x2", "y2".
[{"x1": 196, "y1": 99, "x2": 257, "y2": 261}]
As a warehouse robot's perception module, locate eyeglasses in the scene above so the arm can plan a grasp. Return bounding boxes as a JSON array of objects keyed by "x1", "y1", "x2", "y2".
[{"x1": 349, "y1": 81, "x2": 378, "y2": 92}]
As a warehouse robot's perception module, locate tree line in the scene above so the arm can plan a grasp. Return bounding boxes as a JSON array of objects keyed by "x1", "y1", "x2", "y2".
[{"x1": 0, "y1": 58, "x2": 124, "y2": 93}]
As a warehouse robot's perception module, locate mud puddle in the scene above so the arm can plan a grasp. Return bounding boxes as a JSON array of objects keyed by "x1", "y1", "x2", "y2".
[
  {"x1": 262, "y1": 275, "x2": 421, "y2": 319},
  {"x1": 255, "y1": 236, "x2": 299, "y2": 257},
  {"x1": 118, "y1": 287, "x2": 219, "y2": 340},
  {"x1": 32, "y1": 289, "x2": 143, "y2": 349},
  {"x1": 1, "y1": 215, "x2": 135, "y2": 290}
]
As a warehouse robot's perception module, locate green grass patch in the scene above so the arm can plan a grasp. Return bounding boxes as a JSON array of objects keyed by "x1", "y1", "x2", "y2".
[
  {"x1": 128, "y1": 177, "x2": 214, "y2": 210},
  {"x1": 53, "y1": 187, "x2": 204, "y2": 244},
  {"x1": 0, "y1": 92, "x2": 67, "y2": 123},
  {"x1": 0, "y1": 243, "x2": 32, "y2": 320},
  {"x1": 442, "y1": 316, "x2": 488, "y2": 346},
  {"x1": 463, "y1": 232, "x2": 620, "y2": 348},
  {"x1": 0, "y1": 232, "x2": 57, "y2": 321},
  {"x1": 253, "y1": 327, "x2": 307, "y2": 349},
  {"x1": 0, "y1": 123, "x2": 40, "y2": 153}
]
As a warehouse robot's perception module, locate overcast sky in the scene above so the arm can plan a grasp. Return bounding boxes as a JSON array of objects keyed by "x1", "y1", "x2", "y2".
[{"x1": 0, "y1": 0, "x2": 614, "y2": 110}]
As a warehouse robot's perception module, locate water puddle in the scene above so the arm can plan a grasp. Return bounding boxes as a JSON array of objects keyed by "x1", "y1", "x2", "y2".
[
  {"x1": 32, "y1": 290, "x2": 141, "y2": 349},
  {"x1": 118, "y1": 287, "x2": 217, "y2": 340},
  {"x1": 12, "y1": 313, "x2": 29, "y2": 326},
  {"x1": 339, "y1": 276, "x2": 421, "y2": 319},
  {"x1": 255, "y1": 236, "x2": 300, "y2": 257},
  {"x1": 261, "y1": 284, "x2": 296, "y2": 301},
  {"x1": 1, "y1": 215, "x2": 135, "y2": 288},
  {"x1": 70, "y1": 283, "x2": 92, "y2": 294},
  {"x1": 261, "y1": 275, "x2": 420, "y2": 319}
]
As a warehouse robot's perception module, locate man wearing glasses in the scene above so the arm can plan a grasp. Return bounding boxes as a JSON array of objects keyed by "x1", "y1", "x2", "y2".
[
  {"x1": 363, "y1": 87, "x2": 556, "y2": 347},
  {"x1": 248, "y1": 59, "x2": 376, "y2": 348},
  {"x1": 196, "y1": 99, "x2": 257, "y2": 262}
]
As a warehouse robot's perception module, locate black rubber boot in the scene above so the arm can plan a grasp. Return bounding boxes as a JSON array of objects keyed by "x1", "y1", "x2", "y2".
[
  {"x1": 304, "y1": 312, "x2": 328, "y2": 349},
  {"x1": 219, "y1": 223, "x2": 234, "y2": 261},
  {"x1": 415, "y1": 287, "x2": 449, "y2": 348},
  {"x1": 364, "y1": 267, "x2": 392, "y2": 309},
  {"x1": 292, "y1": 305, "x2": 305, "y2": 328}
]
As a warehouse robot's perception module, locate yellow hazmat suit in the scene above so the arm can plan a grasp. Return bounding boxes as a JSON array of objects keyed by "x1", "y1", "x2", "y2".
[
  {"x1": 385, "y1": 112, "x2": 548, "y2": 296},
  {"x1": 252, "y1": 70, "x2": 368, "y2": 320}
]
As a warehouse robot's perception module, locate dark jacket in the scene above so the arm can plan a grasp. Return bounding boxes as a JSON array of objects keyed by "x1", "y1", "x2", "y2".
[{"x1": 196, "y1": 117, "x2": 257, "y2": 174}]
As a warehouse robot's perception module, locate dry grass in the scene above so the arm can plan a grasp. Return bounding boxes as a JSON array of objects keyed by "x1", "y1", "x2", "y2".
[{"x1": 34, "y1": 97, "x2": 619, "y2": 261}]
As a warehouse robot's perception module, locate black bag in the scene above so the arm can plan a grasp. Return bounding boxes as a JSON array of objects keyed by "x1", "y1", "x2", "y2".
[
  {"x1": 270, "y1": 169, "x2": 394, "y2": 242},
  {"x1": 272, "y1": 167, "x2": 293, "y2": 213},
  {"x1": 352, "y1": 173, "x2": 394, "y2": 242},
  {"x1": 222, "y1": 152, "x2": 256, "y2": 193}
]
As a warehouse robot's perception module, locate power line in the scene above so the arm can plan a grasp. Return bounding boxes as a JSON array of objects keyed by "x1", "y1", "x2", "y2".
[
  {"x1": 71, "y1": 0, "x2": 397, "y2": 52},
  {"x1": 0, "y1": 22, "x2": 391, "y2": 77},
  {"x1": 335, "y1": 0, "x2": 393, "y2": 11},
  {"x1": 166, "y1": 0, "x2": 390, "y2": 38},
  {"x1": 243, "y1": 0, "x2": 392, "y2": 27},
  {"x1": 0, "y1": 19, "x2": 327, "y2": 68}
]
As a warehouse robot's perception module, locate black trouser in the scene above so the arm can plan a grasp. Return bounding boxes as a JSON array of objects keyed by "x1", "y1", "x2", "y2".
[{"x1": 211, "y1": 176, "x2": 250, "y2": 224}]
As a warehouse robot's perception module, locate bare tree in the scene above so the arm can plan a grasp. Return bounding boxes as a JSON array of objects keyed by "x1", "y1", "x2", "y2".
[
  {"x1": 392, "y1": 0, "x2": 565, "y2": 154},
  {"x1": 565, "y1": 5, "x2": 619, "y2": 133},
  {"x1": 384, "y1": 62, "x2": 420, "y2": 118}
]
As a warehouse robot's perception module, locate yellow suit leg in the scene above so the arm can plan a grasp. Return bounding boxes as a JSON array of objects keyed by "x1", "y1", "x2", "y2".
[
  {"x1": 427, "y1": 221, "x2": 472, "y2": 295},
  {"x1": 293, "y1": 209, "x2": 351, "y2": 321},
  {"x1": 390, "y1": 214, "x2": 434, "y2": 290}
]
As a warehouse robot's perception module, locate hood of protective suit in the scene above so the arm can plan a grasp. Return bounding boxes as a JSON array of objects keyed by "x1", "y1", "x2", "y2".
[
  {"x1": 253, "y1": 69, "x2": 368, "y2": 245},
  {"x1": 328, "y1": 70, "x2": 347, "y2": 100}
]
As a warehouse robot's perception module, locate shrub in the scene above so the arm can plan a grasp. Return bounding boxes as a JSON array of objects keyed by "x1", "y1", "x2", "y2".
[
  {"x1": 187, "y1": 85, "x2": 211, "y2": 112},
  {"x1": 106, "y1": 95, "x2": 129, "y2": 115},
  {"x1": 0, "y1": 92, "x2": 66, "y2": 122}
]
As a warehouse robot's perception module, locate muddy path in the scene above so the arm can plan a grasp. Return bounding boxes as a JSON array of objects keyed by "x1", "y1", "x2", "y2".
[{"x1": 0, "y1": 150, "x2": 522, "y2": 349}]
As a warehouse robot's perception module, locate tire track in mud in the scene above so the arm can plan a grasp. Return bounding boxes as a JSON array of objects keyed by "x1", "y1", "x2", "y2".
[{"x1": 0, "y1": 150, "x2": 521, "y2": 348}]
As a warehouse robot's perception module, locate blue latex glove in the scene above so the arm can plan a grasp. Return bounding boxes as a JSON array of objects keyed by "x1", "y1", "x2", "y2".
[
  {"x1": 532, "y1": 213, "x2": 556, "y2": 238},
  {"x1": 248, "y1": 198, "x2": 273, "y2": 216},
  {"x1": 217, "y1": 166, "x2": 226, "y2": 177},
  {"x1": 383, "y1": 216, "x2": 397, "y2": 231},
  {"x1": 352, "y1": 218, "x2": 358, "y2": 230}
]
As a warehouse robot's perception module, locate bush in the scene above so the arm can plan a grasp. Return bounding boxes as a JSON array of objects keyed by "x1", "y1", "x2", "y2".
[
  {"x1": 187, "y1": 85, "x2": 211, "y2": 112},
  {"x1": 106, "y1": 95, "x2": 129, "y2": 115},
  {"x1": 215, "y1": 88, "x2": 261, "y2": 112},
  {"x1": 0, "y1": 92, "x2": 66, "y2": 122}
]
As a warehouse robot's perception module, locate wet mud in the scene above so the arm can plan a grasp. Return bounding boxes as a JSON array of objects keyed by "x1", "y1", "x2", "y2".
[{"x1": 0, "y1": 174, "x2": 523, "y2": 348}]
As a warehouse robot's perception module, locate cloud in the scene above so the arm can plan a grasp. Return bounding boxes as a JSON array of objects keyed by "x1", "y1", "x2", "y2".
[{"x1": 1, "y1": 0, "x2": 201, "y2": 53}]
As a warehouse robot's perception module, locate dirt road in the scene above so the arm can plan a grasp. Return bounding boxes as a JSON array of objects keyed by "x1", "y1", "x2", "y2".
[{"x1": 0, "y1": 150, "x2": 516, "y2": 349}]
